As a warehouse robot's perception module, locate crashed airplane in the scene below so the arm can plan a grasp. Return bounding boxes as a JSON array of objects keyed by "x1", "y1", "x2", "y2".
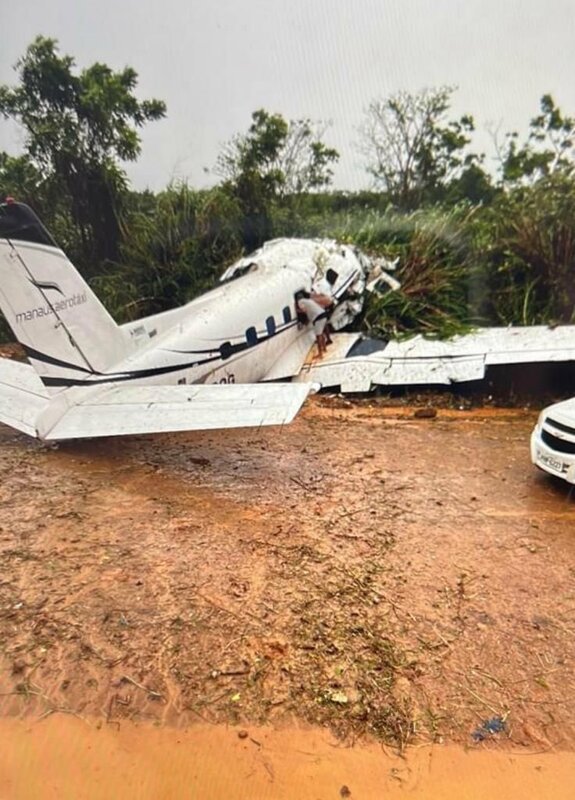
[
  {"x1": 0, "y1": 200, "x2": 388, "y2": 440},
  {"x1": 2, "y1": 199, "x2": 575, "y2": 442}
]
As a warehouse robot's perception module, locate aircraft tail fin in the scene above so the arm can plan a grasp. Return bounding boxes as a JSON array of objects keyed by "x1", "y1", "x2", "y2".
[{"x1": 0, "y1": 202, "x2": 128, "y2": 394}]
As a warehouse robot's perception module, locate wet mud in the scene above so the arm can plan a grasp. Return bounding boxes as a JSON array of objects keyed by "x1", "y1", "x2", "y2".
[
  {"x1": 2, "y1": 716, "x2": 575, "y2": 800},
  {"x1": 1, "y1": 397, "x2": 575, "y2": 795}
]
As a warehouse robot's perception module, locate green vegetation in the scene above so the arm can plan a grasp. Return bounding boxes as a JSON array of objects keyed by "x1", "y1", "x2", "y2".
[
  {"x1": 358, "y1": 86, "x2": 482, "y2": 210},
  {"x1": 0, "y1": 36, "x2": 165, "y2": 270},
  {"x1": 2, "y1": 37, "x2": 575, "y2": 341}
]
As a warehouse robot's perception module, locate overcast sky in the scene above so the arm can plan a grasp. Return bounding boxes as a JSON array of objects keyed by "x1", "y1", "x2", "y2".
[{"x1": 1, "y1": 0, "x2": 574, "y2": 191}]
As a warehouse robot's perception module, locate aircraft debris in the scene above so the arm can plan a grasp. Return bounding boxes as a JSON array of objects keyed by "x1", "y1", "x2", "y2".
[{"x1": 3, "y1": 200, "x2": 575, "y2": 443}]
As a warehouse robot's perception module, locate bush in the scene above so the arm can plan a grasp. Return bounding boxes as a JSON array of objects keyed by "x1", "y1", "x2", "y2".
[
  {"x1": 360, "y1": 205, "x2": 480, "y2": 338},
  {"x1": 477, "y1": 174, "x2": 575, "y2": 325},
  {"x1": 93, "y1": 184, "x2": 244, "y2": 321}
]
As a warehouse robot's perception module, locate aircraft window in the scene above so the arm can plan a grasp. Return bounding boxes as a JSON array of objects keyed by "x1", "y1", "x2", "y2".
[
  {"x1": 246, "y1": 326, "x2": 258, "y2": 346},
  {"x1": 283, "y1": 306, "x2": 292, "y2": 323},
  {"x1": 220, "y1": 341, "x2": 232, "y2": 359},
  {"x1": 266, "y1": 316, "x2": 276, "y2": 336}
]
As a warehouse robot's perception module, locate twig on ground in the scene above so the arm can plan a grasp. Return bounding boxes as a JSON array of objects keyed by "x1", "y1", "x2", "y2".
[
  {"x1": 290, "y1": 476, "x2": 322, "y2": 492},
  {"x1": 38, "y1": 707, "x2": 88, "y2": 723},
  {"x1": 196, "y1": 591, "x2": 264, "y2": 625},
  {"x1": 460, "y1": 685, "x2": 502, "y2": 716},
  {"x1": 119, "y1": 675, "x2": 163, "y2": 699},
  {"x1": 220, "y1": 635, "x2": 246, "y2": 655},
  {"x1": 472, "y1": 668, "x2": 504, "y2": 688}
]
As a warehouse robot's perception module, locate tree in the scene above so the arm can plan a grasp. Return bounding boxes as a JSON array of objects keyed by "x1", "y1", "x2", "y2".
[
  {"x1": 214, "y1": 109, "x2": 339, "y2": 248},
  {"x1": 0, "y1": 152, "x2": 46, "y2": 209},
  {"x1": 0, "y1": 36, "x2": 166, "y2": 268},
  {"x1": 499, "y1": 94, "x2": 575, "y2": 184},
  {"x1": 215, "y1": 109, "x2": 339, "y2": 197},
  {"x1": 359, "y1": 87, "x2": 486, "y2": 209}
]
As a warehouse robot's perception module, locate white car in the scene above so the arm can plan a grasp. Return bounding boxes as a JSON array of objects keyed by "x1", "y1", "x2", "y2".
[{"x1": 531, "y1": 397, "x2": 575, "y2": 484}]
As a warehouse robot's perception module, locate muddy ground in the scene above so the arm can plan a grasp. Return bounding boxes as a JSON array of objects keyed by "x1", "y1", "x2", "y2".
[{"x1": 0, "y1": 396, "x2": 574, "y2": 751}]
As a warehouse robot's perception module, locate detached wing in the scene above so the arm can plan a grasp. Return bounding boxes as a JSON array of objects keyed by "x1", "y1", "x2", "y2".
[
  {"x1": 298, "y1": 326, "x2": 575, "y2": 392},
  {"x1": 0, "y1": 358, "x2": 49, "y2": 437},
  {"x1": 40, "y1": 382, "x2": 315, "y2": 441}
]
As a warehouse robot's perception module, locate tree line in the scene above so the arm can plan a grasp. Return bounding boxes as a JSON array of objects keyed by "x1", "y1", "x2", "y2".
[{"x1": 1, "y1": 36, "x2": 575, "y2": 342}]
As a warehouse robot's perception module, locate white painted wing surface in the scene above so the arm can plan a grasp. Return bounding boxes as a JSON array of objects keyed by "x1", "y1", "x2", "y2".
[
  {"x1": 0, "y1": 357, "x2": 49, "y2": 436},
  {"x1": 297, "y1": 327, "x2": 575, "y2": 392},
  {"x1": 42, "y1": 382, "x2": 315, "y2": 440}
]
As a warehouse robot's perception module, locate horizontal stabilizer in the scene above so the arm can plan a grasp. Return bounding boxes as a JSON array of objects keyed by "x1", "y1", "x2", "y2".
[
  {"x1": 40, "y1": 382, "x2": 316, "y2": 441},
  {"x1": 0, "y1": 357, "x2": 49, "y2": 437}
]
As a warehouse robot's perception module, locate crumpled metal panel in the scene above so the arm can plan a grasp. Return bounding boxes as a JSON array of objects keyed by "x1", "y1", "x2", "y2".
[{"x1": 296, "y1": 326, "x2": 575, "y2": 392}]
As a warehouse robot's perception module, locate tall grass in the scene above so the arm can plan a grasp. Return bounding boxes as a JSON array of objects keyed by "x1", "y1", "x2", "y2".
[
  {"x1": 2, "y1": 175, "x2": 574, "y2": 344},
  {"x1": 93, "y1": 184, "x2": 243, "y2": 321},
  {"x1": 360, "y1": 206, "x2": 479, "y2": 338},
  {"x1": 278, "y1": 202, "x2": 481, "y2": 338},
  {"x1": 480, "y1": 174, "x2": 575, "y2": 325}
]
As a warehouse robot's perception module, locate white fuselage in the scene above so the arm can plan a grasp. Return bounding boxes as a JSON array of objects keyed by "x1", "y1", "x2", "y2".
[
  {"x1": 93, "y1": 238, "x2": 366, "y2": 394},
  {"x1": 0, "y1": 204, "x2": 368, "y2": 440},
  {"x1": 114, "y1": 263, "x2": 313, "y2": 388}
]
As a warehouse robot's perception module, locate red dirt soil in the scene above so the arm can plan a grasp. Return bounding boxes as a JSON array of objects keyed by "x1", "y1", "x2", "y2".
[{"x1": 1, "y1": 398, "x2": 574, "y2": 751}]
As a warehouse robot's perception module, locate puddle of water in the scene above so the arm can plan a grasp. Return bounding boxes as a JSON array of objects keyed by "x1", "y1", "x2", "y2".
[{"x1": 1, "y1": 718, "x2": 574, "y2": 800}]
